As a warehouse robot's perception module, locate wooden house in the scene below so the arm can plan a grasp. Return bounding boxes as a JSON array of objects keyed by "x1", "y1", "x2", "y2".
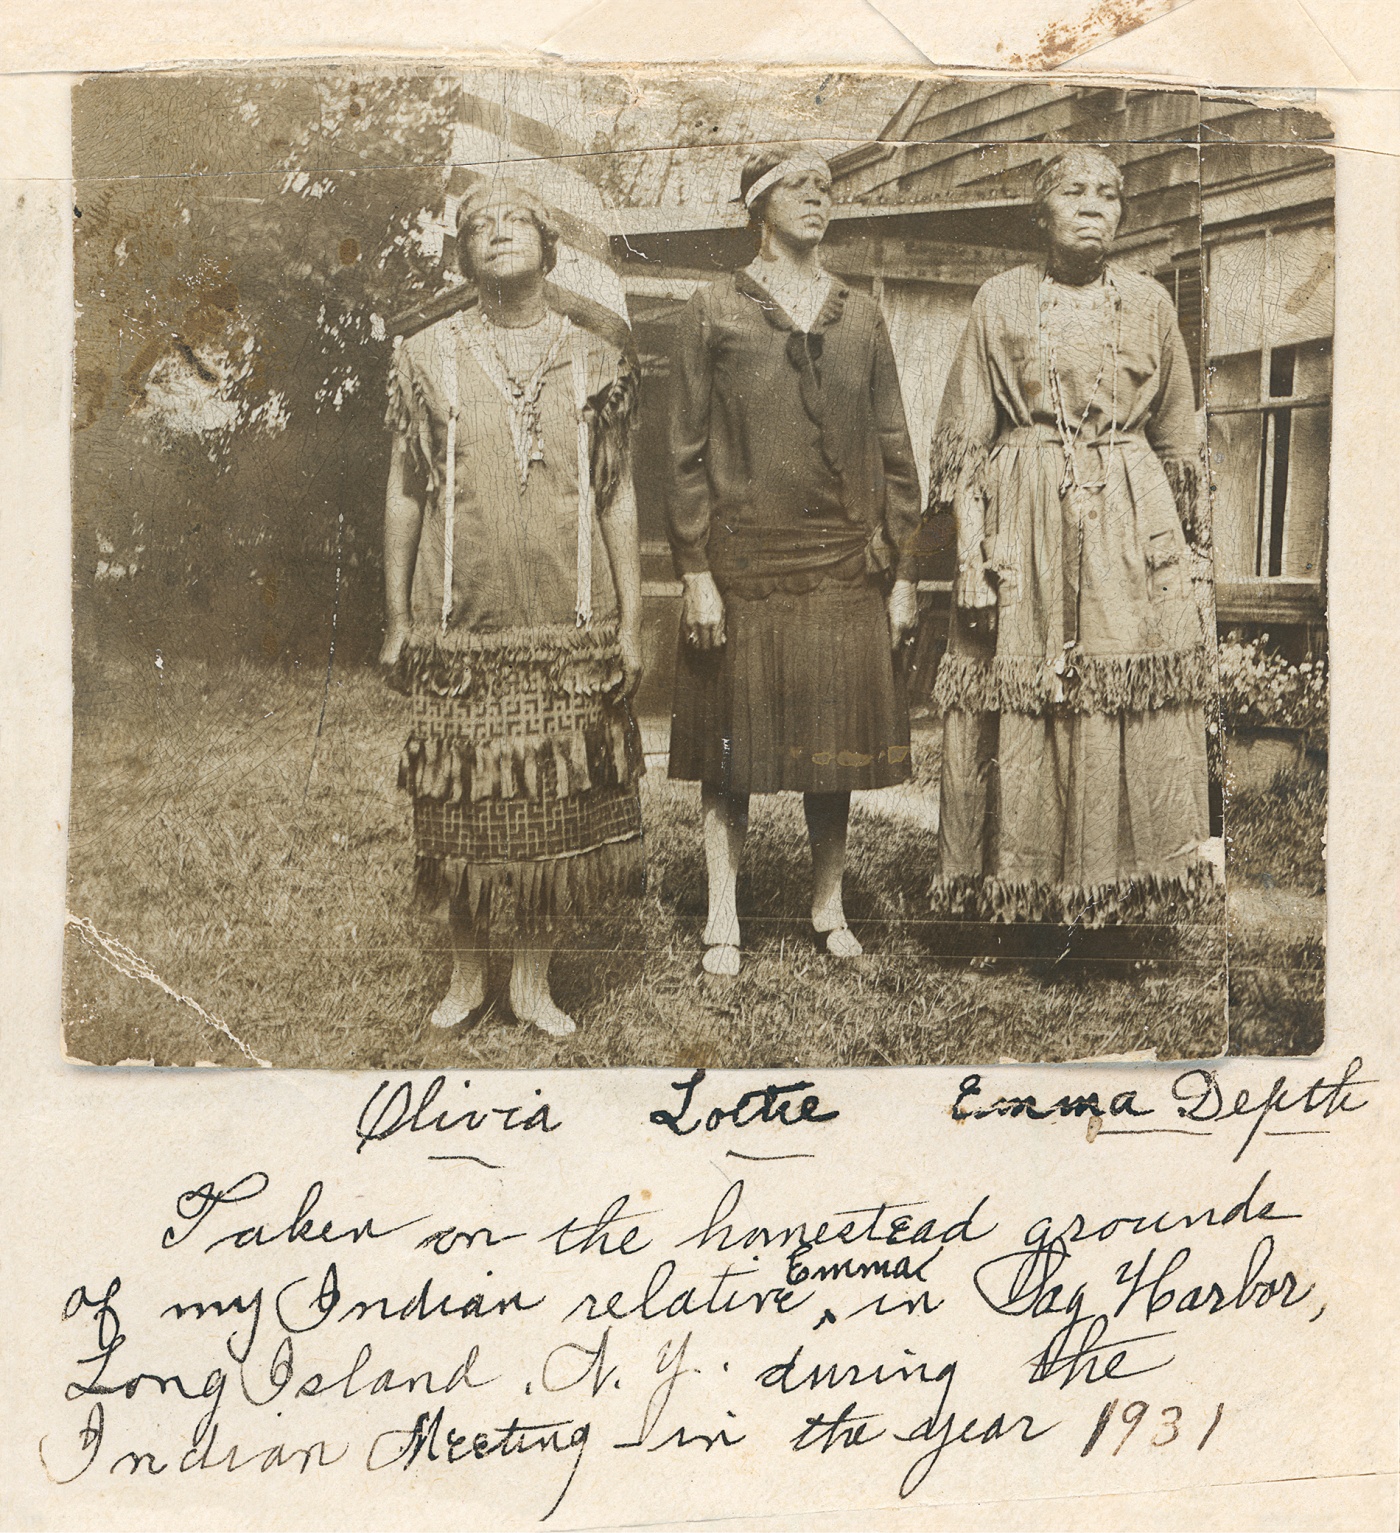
[{"x1": 612, "y1": 81, "x2": 1333, "y2": 714}]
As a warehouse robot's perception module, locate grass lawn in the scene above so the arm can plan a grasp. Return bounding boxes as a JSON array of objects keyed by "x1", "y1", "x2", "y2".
[
  {"x1": 1223, "y1": 764, "x2": 1327, "y2": 1057},
  {"x1": 64, "y1": 653, "x2": 1256, "y2": 1070}
]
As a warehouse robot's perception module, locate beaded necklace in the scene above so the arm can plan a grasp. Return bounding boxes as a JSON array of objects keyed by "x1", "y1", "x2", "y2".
[
  {"x1": 460, "y1": 307, "x2": 567, "y2": 489},
  {"x1": 1038, "y1": 266, "x2": 1123, "y2": 698},
  {"x1": 1039, "y1": 267, "x2": 1121, "y2": 493}
]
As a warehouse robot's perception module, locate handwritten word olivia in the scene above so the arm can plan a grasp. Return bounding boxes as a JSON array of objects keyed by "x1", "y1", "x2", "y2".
[
  {"x1": 354, "y1": 1075, "x2": 562, "y2": 1154},
  {"x1": 649, "y1": 1070, "x2": 838, "y2": 1137}
]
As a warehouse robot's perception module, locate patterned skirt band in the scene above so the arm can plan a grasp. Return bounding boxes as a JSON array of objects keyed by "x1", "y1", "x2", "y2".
[{"x1": 397, "y1": 622, "x2": 645, "y2": 930}]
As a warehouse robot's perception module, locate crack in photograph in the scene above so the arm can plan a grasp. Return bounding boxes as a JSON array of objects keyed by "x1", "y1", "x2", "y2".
[{"x1": 63, "y1": 68, "x2": 1329, "y2": 1069}]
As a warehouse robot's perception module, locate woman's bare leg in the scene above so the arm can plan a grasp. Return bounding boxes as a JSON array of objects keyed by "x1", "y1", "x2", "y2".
[
  {"x1": 701, "y1": 786, "x2": 748, "y2": 975},
  {"x1": 508, "y1": 933, "x2": 576, "y2": 1037},
  {"x1": 805, "y1": 791, "x2": 862, "y2": 957},
  {"x1": 430, "y1": 890, "x2": 489, "y2": 1028}
]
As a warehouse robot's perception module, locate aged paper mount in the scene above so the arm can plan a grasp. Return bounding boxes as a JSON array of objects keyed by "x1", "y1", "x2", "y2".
[{"x1": 2, "y1": 19, "x2": 1400, "y2": 1533}]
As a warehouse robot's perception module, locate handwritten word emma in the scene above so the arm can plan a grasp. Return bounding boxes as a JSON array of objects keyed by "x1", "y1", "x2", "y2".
[{"x1": 951, "y1": 1075, "x2": 1150, "y2": 1123}]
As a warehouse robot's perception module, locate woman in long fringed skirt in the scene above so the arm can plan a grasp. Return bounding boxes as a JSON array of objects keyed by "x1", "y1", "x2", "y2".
[
  {"x1": 667, "y1": 149, "x2": 923, "y2": 976},
  {"x1": 930, "y1": 147, "x2": 1216, "y2": 934},
  {"x1": 380, "y1": 181, "x2": 644, "y2": 1037}
]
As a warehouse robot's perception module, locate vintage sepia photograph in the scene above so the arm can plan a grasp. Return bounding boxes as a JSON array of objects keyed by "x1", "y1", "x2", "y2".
[{"x1": 64, "y1": 68, "x2": 1331, "y2": 1069}]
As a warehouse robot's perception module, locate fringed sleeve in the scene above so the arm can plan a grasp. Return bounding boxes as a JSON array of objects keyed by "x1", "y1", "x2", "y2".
[
  {"x1": 385, "y1": 336, "x2": 439, "y2": 496},
  {"x1": 1163, "y1": 452, "x2": 1209, "y2": 550},
  {"x1": 586, "y1": 346, "x2": 640, "y2": 514},
  {"x1": 926, "y1": 285, "x2": 1001, "y2": 568}
]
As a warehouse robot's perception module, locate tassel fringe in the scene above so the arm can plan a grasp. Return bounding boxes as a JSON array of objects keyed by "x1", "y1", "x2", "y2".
[
  {"x1": 395, "y1": 623, "x2": 628, "y2": 700},
  {"x1": 1163, "y1": 453, "x2": 1208, "y2": 549},
  {"x1": 933, "y1": 643, "x2": 1214, "y2": 717},
  {"x1": 926, "y1": 428, "x2": 991, "y2": 510},
  {"x1": 930, "y1": 862, "x2": 1223, "y2": 928},
  {"x1": 415, "y1": 836, "x2": 646, "y2": 933},
  {"x1": 385, "y1": 357, "x2": 441, "y2": 496},
  {"x1": 400, "y1": 714, "x2": 642, "y2": 806},
  {"x1": 587, "y1": 354, "x2": 639, "y2": 513}
]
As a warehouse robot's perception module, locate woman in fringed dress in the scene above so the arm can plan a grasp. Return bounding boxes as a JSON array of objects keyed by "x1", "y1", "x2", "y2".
[
  {"x1": 380, "y1": 181, "x2": 644, "y2": 1037},
  {"x1": 666, "y1": 149, "x2": 922, "y2": 977},
  {"x1": 930, "y1": 147, "x2": 1215, "y2": 931}
]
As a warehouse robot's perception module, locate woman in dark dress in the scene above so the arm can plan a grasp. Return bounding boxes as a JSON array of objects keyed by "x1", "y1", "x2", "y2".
[{"x1": 667, "y1": 149, "x2": 922, "y2": 976}]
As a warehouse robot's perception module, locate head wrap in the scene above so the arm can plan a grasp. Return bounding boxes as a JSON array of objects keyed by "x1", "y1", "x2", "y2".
[
  {"x1": 1032, "y1": 147, "x2": 1124, "y2": 221},
  {"x1": 739, "y1": 149, "x2": 833, "y2": 210},
  {"x1": 454, "y1": 179, "x2": 560, "y2": 276}
]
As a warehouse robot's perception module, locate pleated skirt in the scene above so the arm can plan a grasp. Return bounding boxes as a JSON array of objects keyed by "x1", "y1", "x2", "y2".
[{"x1": 668, "y1": 577, "x2": 911, "y2": 795}]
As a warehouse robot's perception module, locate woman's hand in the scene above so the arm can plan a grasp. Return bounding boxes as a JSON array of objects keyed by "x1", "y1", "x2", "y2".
[
  {"x1": 379, "y1": 616, "x2": 412, "y2": 670},
  {"x1": 955, "y1": 560, "x2": 998, "y2": 637},
  {"x1": 618, "y1": 624, "x2": 644, "y2": 698},
  {"x1": 682, "y1": 571, "x2": 726, "y2": 651},
  {"x1": 955, "y1": 559, "x2": 998, "y2": 612},
  {"x1": 887, "y1": 578, "x2": 919, "y2": 650}
]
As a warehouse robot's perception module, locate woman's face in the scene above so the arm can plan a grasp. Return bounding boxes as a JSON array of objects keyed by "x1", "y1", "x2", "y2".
[
  {"x1": 1038, "y1": 167, "x2": 1123, "y2": 262},
  {"x1": 761, "y1": 170, "x2": 833, "y2": 249},
  {"x1": 460, "y1": 204, "x2": 545, "y2": 284}
]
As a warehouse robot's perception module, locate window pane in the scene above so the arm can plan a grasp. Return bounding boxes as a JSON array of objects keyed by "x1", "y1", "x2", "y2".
[
  {"x1": 1293, "y1": 335, "x2": 1333, "y2": 395},
  {"x1": 1266, "y1": 223, "x2": 1334, "y2": 350},
  {"x1": 1209, "y1": 410, "x2": 1265, "y2": 578},
  {"x1": 1209, "y1": 349, "x2": 1262, "y2": 406},
  {"x1": 1207, "y1": 235, "x2": 1266, "y2": 357},
  {"x1": 1283, "y1": 405, "x2": 1329, "y2": 579}
]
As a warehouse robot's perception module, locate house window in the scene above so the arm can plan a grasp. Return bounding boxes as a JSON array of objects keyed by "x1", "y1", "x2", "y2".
[
  {"x1": 1157, "y1": 260, "x2": 1204, "y2": 405},
  {"x1": 1205, "y1": 220, "x2": 1332, "y2": 582}
]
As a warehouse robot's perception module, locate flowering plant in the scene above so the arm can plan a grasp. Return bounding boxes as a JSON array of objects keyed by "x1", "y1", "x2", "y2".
[{"x1": 1217, "y1": 632, "x2": 1328, "y2": 743}]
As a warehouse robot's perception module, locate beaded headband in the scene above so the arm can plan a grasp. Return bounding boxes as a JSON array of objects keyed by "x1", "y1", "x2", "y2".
[{"x1": 742, "y1": 152, "x2": 833, "y2": 208}]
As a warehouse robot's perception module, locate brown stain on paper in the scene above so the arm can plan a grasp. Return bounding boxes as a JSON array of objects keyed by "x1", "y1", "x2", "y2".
[{"x1": 1008, "y1": 0, "x2": 1163, "y2": 67}]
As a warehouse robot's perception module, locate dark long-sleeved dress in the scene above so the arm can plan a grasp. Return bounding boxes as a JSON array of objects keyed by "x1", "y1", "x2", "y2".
[
  {"x1": 666, "y1": 271, "x2": 922, "y2": 795},
  {"x1": 930, "y1": 261, "x2": 1214, "y2": 922}
]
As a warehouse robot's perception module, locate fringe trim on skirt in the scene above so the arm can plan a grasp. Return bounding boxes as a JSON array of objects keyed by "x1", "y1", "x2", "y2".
[
  {"x1": 415, "y1": 836, "x2": 646, "y2": 932},
  {"x1": 933, "y1": 643, "x2": 1213, "y2": 717},
  {"x1": 399, "y1": 715, "x2": 641, "y2": 805},
  {"x1": 401, "y1": 622, "x2": 645, "y2": 932},
  {"x1": 394, "y1": 622, "x2": 630, "y2": 700},
  {"x1": 928, "y1": 861, "x2": 1223, "y2": 928}
]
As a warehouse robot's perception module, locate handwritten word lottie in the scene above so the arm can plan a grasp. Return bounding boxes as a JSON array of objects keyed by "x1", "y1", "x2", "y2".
[{"x1": 649, "y1": 1069, "x2": 838, "y2": 1137}]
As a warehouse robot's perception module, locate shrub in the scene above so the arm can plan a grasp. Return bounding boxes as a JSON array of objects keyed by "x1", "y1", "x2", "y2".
[{"x1": 1218, "y1": 631, "x2": 1328, "y2": 746}]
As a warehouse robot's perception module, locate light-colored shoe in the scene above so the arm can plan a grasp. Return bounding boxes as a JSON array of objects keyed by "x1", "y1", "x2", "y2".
[
  {"x1": 702, "y1": 942, "x2": 741, "y2": 978},
  {"x1": 818, "y1": 924, "x2": 863, "y2": 959},
  {"x1": 429, "y1": 966, "x2": 486, "y2": 1029},
  {"x1": 521, "y1": 999, "x2": 577, "y2": 1038},
  {"x1": 507, "y1": 978, "x2": 577, "y2": 1038}
]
